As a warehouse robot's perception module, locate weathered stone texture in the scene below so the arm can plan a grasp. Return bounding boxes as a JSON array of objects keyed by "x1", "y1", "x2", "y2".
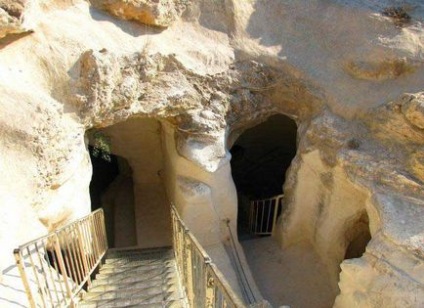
[
  {"x1": 89, "y1": 0, "x2": 188, "y2": 27},
  {"x1": 0, "y1": 0, "x2": 26, "y2": 38}
]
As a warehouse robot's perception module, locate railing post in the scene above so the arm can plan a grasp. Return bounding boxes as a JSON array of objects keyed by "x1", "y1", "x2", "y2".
[
  {"x1": 184, "y1": 232, "x2": 193, "y2": 306},
  {"x1": 53, "y1": 234, "x2": 74, "y2": 307},
  {"x1": 205, "y1": 261, "x2": 215, "y2": 308},
  {"x1": 13, "y1": 249, "x2": 36, "y2": 308},
  {"x1": 77, "y1": 223, "x2": 92, "y2": 288}
]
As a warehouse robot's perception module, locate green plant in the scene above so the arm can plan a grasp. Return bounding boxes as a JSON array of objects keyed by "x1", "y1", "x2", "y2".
[{"x1": 89, "y1": 130, "x2": 112, "y2": 162}]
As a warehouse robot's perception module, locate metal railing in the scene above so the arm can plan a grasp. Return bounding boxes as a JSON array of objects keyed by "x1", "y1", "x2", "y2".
[
  {"x1": 224, "y1": 220, "x2": 257, "y2": 305},
  {"x1": 171, "y1": 205, "x2": 245, "y2": 308},
  {"x1": 14, "y1": 209, "x2": 107, "y2": 308},
  {"x1": 249, "y1": 194, "x2": 284, "y2": 236}
]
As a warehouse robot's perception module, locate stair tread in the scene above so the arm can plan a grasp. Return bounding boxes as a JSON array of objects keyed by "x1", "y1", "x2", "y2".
[
  {"x1": 103, "y1": 259, "x2": 174, "y2": 267},
  {"x1": 80, "y1": 292, "x2": 183, "y2": 306},
  {"x1": 106, "y1": 248, "x2": 173, "y2": 259},
  {"x1": 99, "y1": 262, "x2": 175, "y2": 274},
  {"x1": 83, "y1": 286, "x2": 181, "y2": 301},
  {"x1": 92, "y1": 275, "x2": 175, "y2": 286},
  {"x1": 78, "y1": 299, "x2": 186, "y2": 308},
  {"x1": 79, "y1": 247, "x2": 186, "y2": 308},
  {"x1": 88, "y1": 276, "x2": 178, "y2": 292}
]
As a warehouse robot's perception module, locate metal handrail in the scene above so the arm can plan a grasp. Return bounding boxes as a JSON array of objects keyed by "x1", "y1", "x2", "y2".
[
  {"x1": 171, "y1": 205, "x2": 245, "y2": 308},
  {"x1": 249, "y1": 194, "x2": 284, "y2": 236},
  {"x1": 14, "y1": 208, "x2": 108, "y2": 308},
  {"x1": 224, "y1": 220, "x2": 257, "y2": 305}
]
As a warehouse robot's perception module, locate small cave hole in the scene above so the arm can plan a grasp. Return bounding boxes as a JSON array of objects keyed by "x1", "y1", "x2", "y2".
[{"x1": 344, "y1": 212, "x2": 372, "y2": 260}]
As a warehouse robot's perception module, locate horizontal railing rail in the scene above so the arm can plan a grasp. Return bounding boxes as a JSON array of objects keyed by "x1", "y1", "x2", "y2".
[
  {"x1": 249, "y1": 194, "x2": 284, "y2": 236},
  {"x1": 14, "y1": 208, "x2": 108, "y2": 308},
  {"x1": 171, "y1": 205, "x2": 245, "y2": 308}
]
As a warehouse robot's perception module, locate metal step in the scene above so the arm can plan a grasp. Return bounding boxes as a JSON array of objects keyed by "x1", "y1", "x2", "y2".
[
  {"x1": 96, "y1": 264, "x2": 175, "y2": 280},
  {"x1": 99, "y1": 261, "x2": 175, "y2": 274},
  {"x1": 83, "y1": 283, "x2": 180, "y2": 301},
  {"x1": 88, "y1": 276, "x2": 178, "y2": 293},
  {"x1": 102, "y1": 258, "x2": 174, "y2": 268},
  {"x1": 79, "y1": 291, "x2": 183, "y2": 307},
  {"x1": 78, "y1": 299, "x2": 186, "y2": 308},
  {"x1": 105, "y1": 247, "x2": 173, "y2": 260},
  {"x1": 91, "y1": 269, "x2": 175, "y2": 286},
  {"x1": 78, "y1": 247, "x2": 187, "y2": 308}
]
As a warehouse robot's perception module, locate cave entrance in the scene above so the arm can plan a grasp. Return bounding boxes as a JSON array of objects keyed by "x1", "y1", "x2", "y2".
[
  {"x1": 230, "y1": 114, "x2": 297, "y2": 238},
  {"x1": 89, "y1": 118, "x2": 172, "y2": 250},
  {"x1": 89, "y1": 147, "x2": 137, "y2": 248}
]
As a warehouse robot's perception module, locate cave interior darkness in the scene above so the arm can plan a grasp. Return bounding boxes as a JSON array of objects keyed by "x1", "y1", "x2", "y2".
[
  {"x1": 89, "y1": 146, "x2": 137, "y2": 248},
  {"x1": 230, "y1": 114, "x2": 298, "y2": 237}
]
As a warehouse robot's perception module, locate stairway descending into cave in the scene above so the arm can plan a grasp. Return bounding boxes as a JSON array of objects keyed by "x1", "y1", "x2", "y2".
[{"x1": 78, "y1": 247, "x2": 188, "y2": 308}]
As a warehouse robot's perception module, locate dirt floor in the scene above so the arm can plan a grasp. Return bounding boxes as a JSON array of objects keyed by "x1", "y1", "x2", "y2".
[{"x1": 241, "y1": 237, "x2": 337, "y2": 308}]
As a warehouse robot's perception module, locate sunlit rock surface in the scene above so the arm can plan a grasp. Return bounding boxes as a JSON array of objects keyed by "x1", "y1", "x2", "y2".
[{"x1": 1, "y1": 0, "x2": 424, "y2": 307}]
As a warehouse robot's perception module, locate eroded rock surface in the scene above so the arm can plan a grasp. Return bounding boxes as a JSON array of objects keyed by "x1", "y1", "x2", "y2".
[
  {"x1": 89, "y1": 0, "x2": 188, "y2": 27},
  {"x1": 0, "y1": 0, "x2": 27, "y2": 38},
  {"x1": 1, "y1": 0, "x2": 424, "y2": 307}
]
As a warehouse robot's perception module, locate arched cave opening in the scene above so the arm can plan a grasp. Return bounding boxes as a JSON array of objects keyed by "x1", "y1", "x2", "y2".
[
  {"x1": 89, "y1": 146, "x2": 137, "y2": 248},
  {"x1": 343, "y1": 211, "x2": 371, "y2": 260},
  {"x1": 88, "y1": 118, "x2": 172, "y2": 250},
  {"x1": 230, "y1": 114, "x2": 297, "y2": 238}
]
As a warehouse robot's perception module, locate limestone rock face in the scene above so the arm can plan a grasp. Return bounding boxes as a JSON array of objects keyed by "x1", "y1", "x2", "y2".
[
  {"x1": 0, "y1": 0, "x2": 27, "y2": 38},
  {"x1": 401, "y1": 92, "x2": 424, "y2": 129},
  {"x1": 89, "y1": 0, "x2": 187, "y2": 27},
  {"x1": 1, "y1": 0, "x2": 424, "y2": 307}
]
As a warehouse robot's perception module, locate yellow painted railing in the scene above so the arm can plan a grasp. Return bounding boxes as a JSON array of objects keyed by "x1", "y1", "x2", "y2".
[
  {"x1": 171, "y1": 205, "x2": 245, "y2": 308},
  {"x1": 14, "y1": 209, "x2": 107, "y2": 308}
]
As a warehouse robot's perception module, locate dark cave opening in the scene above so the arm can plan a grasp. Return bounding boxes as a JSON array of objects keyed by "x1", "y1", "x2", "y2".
[
  {"x1": 89, "y1": 146, "x2": 137, "y2": 248},
  {"x1": 230, "y1": 114, "x2": 298, "y2": 238},
  {"x1": 89, "y1": 145, "x2": 119, "y2": 211},
  {"x1": 344, "y1": 212, "x2": 372, "y2": 260}
]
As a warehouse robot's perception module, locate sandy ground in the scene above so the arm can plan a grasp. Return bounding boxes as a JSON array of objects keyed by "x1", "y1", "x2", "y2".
[{"x1": 241, "y1": 237, "x2": 337, "y2": 308}]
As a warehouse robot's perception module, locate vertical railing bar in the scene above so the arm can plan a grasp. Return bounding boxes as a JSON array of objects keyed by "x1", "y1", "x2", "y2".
[
  {"x1": 82, "y1": 219, "x2": 94, "y2": 269},
  {"x1": 58, "y1": 233, "x2": 73, "y2": 285},
  {"x1": 49, "y1": 242, "x2": 66, "y2": 302},
  {"x1": 77, "y1": 223, "x2": 90, "y2": 286},
  {"x1": 87, "y1": 216, "x2": 97, "y2": 263},
  {"x1": 82, "y1": 218, "x2": 95, "y2": 282},
  {"x1": 90, "y1": 216, "x2": 99, "y2": 262},
  {"x1": 53, "y1": 234, "x2": 73, "y2": 307},
  {"x1": 14, "y1": 249, "x2": 36, "y2": 308},
  {"x1": 92, "y1": 215, "x2": 99, "y2": 261},
  {"x1": 101, "y1": 210, "x2": 108, "y2": 251},
  {"x1": 266, "y1": 200, "x2": 273, "y2": 233},
  {"x1": 249, "y1": 201, "x2": 253, "y2": 234},
  {"x1": 255, "y1": 201, "x2": 258, "y2": 234},
  {"x1": 271, "y1": 197, "x2": 280, "y2": 234},
  {"x1": 80, "y1": 219, "x2": 91, "y2": 269},
  {"x1": 41, "y1": 239, "x2": 61, "y2": 305},
  {"x1": 94, "y1": 214, "x2": 101, "y2": 261},
  {"x1": 74, "y1": 227, "x2": 88, "y2": 286},
  {"x1": 60, "y1": 231, "x2": 78, "y2": 292},
  {"x1": 68, "y1": 228, "x2": 83, "y2": 285},
  {"x1": 34, "y1": 242, "x2": 53, "y2": 306},
  {"x1": 87, "y1": 217, "x2": 99, "y2": 266}
]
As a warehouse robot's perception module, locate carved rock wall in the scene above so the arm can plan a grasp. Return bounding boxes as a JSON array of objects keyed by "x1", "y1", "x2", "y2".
[{"x1": 0, "y1": 0, "x2": 424, "y2": 307}]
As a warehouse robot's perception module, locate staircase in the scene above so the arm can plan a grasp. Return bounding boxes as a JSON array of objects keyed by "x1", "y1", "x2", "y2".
[
  {"x1": 15, "y1": 206, "x2": 246, "y2": 308},
  {"x1": 78, "y1": 247, "x2": 188, "y2": 308}
]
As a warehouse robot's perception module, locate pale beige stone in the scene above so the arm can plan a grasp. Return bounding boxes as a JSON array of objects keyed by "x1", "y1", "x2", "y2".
[{"x1": 1, "y1": 1, "x2": 424, "y2": 307}]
